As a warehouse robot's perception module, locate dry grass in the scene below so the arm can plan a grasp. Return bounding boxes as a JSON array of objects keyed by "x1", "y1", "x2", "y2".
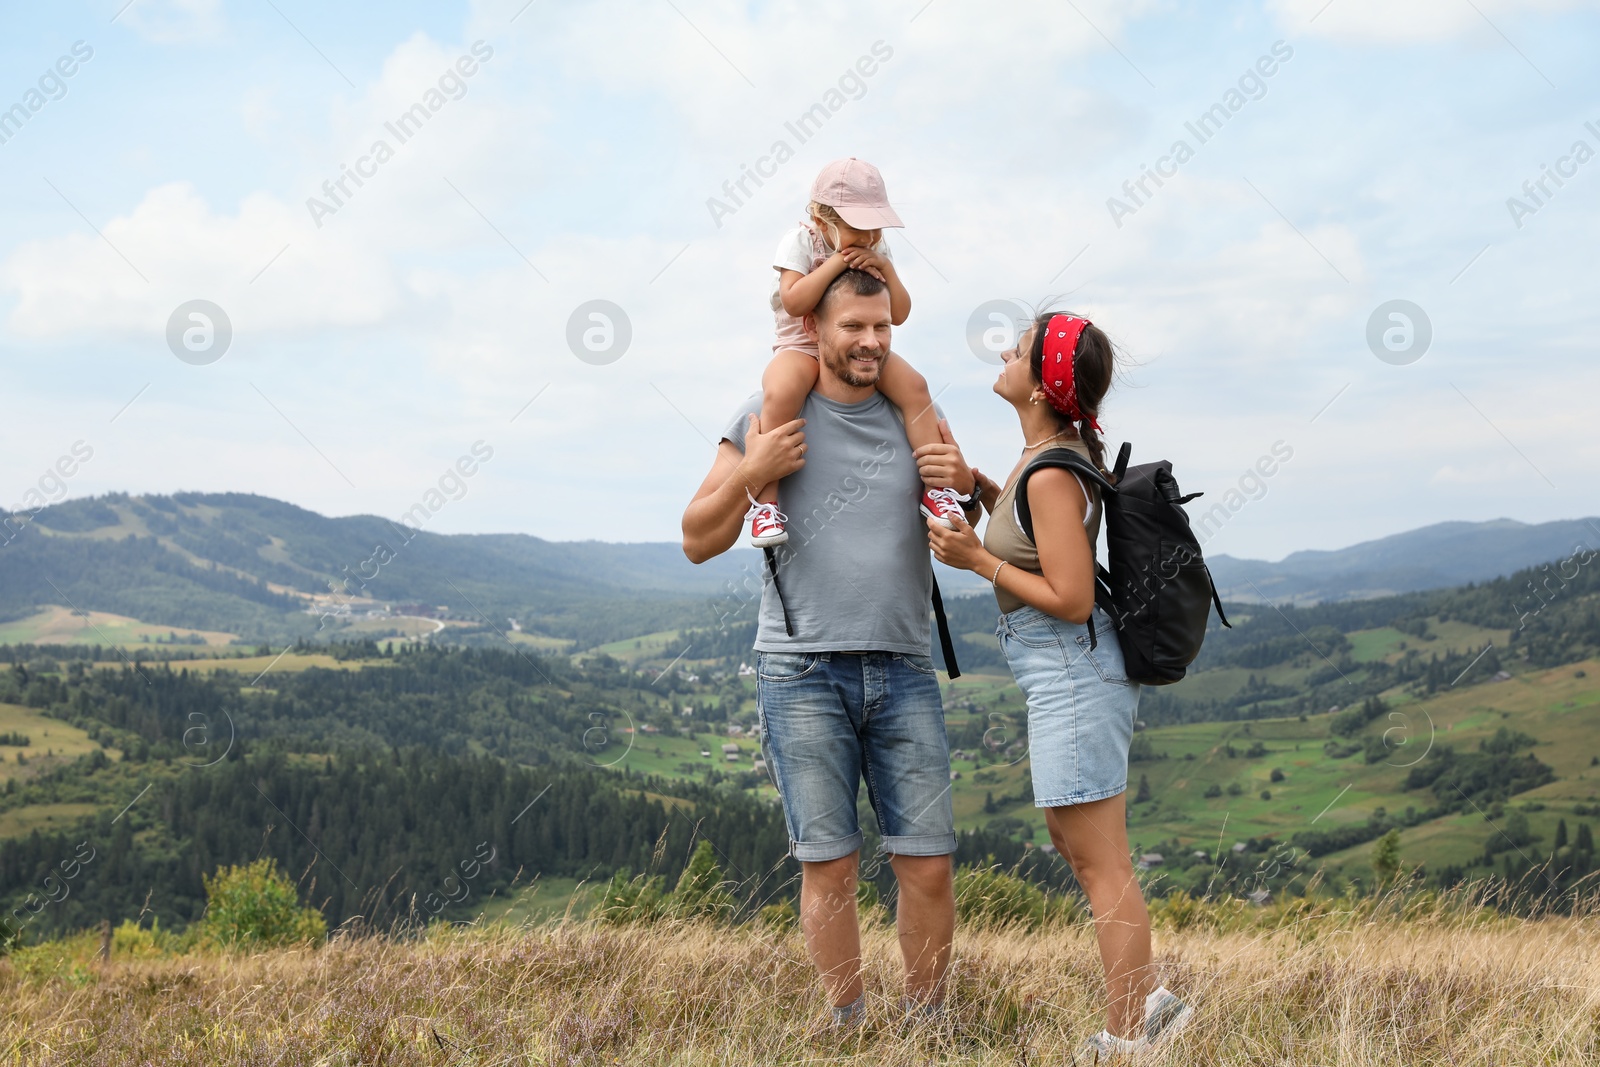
[{"x1": 3, "y1": 909, "x2": 1599, "y2": 1065}]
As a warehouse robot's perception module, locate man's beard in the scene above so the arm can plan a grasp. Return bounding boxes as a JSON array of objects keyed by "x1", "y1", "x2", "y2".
[{"x1": 824, "y1": 343, "x2": 882, "y2": 388}]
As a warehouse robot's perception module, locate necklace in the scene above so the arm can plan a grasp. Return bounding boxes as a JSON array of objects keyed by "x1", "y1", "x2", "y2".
[{"x1": 1022, "y1": 431, "x2": 1066, "y2": 451}]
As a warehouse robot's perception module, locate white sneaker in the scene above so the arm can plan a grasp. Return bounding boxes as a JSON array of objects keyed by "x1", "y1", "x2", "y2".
[
  {"x1": 1072, "y1": 1029, "x2": 1146, "y2": 1062},
  {"x1": 1143, "y1": 986, "x2": 1193, "y2": 1047}
]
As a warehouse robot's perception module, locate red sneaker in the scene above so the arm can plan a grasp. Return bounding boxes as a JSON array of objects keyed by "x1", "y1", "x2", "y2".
[
  {"x1": 920, "y1": 487, "x2": 966, "y2": 528},
  {"x1": 746, "y1": 500, "x2": 789, "y2": 547}
]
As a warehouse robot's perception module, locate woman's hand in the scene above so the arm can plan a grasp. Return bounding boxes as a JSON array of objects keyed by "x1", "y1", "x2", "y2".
[
  {"x1": 927, "y1": 513, "x2": 992, "y2": 574},
  {"x1": 971, "y1": 467, "x2": 1001, "y2": 512}
]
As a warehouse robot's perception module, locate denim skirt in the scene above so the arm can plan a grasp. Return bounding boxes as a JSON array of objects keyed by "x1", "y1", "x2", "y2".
[{"x1": 995, "y1": 605, "x2": 1141, "y2": 808}]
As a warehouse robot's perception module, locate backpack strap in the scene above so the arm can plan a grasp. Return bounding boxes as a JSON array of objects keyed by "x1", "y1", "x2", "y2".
[
  {"x1": 1015, "y1": 447, "x2": 1119, "y2": 649},
  {"x1": 762, "y1": 546, "x2": 795, "y2": 637},
  {"x1": 930, "y1": 569, "x2": 960, "y2": 680},
  {"x1": 1015, "y1": 447, "x2": 1116, "y2": 544}
]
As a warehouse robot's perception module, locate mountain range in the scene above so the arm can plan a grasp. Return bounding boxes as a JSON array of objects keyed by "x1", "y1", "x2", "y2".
[
  {"x1": 1, "y1": 492, "x2": 1595, "y2": 646},
  {"x1": 1206, "y1": 517, "x2": 1600, "y2": 604}
]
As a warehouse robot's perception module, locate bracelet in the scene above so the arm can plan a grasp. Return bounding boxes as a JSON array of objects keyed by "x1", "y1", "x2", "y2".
[{"x1": 991, "y1": 560, "x2": 1008, "y2": 585}]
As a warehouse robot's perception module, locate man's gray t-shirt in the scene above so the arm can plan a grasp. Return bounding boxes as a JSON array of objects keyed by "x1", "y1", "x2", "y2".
[{"x1": 723, "y1": 390, "x2": 937, "y2": 655}]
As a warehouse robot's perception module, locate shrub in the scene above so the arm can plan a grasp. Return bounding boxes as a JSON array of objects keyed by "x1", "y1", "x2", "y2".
[
  {"x1": 668, "y1": 841, "x2": 737, "y2": 922},
  {"x1": 1367, "y1": 829, "x2": 1405, "y2": 893},
  {"x1": 113, "y1": 917, "x2": 179, "y2": 959},
  {"x1": 193, "y1": 859, "x2": 327, "y2": 950},
  {"x1": 953, "y1": 861, "x2": 1079, "y2": 930},
  {"x1": 596, "y1": 871, "x2": 666, "y2": 925}
]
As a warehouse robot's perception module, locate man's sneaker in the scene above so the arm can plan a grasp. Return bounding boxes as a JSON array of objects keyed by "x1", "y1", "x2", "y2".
[
  {"x1": 919, "y1": 487, "x2": 967, "y2": 529},
  {"x1": 1143, "y1": 986, "x2": 1193, "y2": 1047},
  {"x1": 1072, "y1": 1029, "x2": 1146, "y2": 1063},
  {"x1": 746, "y1": 499, "x2": 788, "y2": 547},
  {"x1": 830, "y1": 992, "x2": 867, "y2": 1029}
]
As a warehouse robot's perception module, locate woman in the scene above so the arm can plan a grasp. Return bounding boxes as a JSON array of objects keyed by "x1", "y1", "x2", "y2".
[{"x1": 927, "y1": 311, "x2": 1191, "y2": 1059}]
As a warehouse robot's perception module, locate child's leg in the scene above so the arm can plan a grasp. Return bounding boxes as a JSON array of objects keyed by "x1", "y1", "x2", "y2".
[
  {"x1": 757, "y1": 349, "x2": 820, "y2": 503},
  {"x1": 877, "y1": 352, "x2": 944, "y2": 485}
]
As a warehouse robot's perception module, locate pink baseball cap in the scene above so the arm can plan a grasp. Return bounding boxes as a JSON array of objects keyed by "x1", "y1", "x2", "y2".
[{"x1": 810, "y1": 158, "x2": 903, "y2": 230}]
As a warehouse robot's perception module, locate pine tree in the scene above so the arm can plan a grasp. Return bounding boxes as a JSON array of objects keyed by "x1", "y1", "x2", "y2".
[
  {"x1": 1554, "y1": 818, "x2": 1569, "y2": 850},
  {"x1": 1135, "y1": 774, "x2": 1151, "y2": 804},
  {"x1": 669, "y1": 840, "x2": 736, "y2": 921},
  {"x1": 1371, "y1": 828, "x2": 1402, "y2": 889},
  {"x1": 1576, "y1": 823, "x2": 1595, "y2": 854}
]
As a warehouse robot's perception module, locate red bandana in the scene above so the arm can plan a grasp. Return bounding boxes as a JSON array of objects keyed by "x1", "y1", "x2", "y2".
[{"x1": 1040, "y1": 314, "x2": 1101, "y2": 431}]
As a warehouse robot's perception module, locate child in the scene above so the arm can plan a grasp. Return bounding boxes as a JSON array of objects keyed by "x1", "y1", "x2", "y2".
[{"x1": 745, "y1": 157, "x2": 966, "y2": 546}]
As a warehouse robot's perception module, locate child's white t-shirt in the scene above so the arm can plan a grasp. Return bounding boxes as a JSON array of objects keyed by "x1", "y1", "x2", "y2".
[{"x1": 768, "y1": 224, "x2": 893, "y2": 354}]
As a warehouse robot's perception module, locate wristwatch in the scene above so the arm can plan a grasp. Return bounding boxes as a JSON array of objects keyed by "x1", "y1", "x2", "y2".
[{"x1": 959, "y1": 491, "x2": 982, "y2": 516}]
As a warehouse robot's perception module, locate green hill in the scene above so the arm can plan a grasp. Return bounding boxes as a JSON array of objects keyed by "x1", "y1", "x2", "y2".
[{"x1": 1, "y1": 492, "x2": 766, "y2": 648}]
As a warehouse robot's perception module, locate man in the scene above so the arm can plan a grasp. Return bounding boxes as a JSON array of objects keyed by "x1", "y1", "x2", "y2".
[{"x1": 682, "y1": 268, "x2": 978, "y2": 1025}]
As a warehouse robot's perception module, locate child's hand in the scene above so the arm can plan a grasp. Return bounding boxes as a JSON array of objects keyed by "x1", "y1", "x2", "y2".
[
  {"x1": 927, "y1": 513, "x2": 989, "y2": 573},
  {"x1": 839, "y1": 246, "x2": 888, "y2": 281}
]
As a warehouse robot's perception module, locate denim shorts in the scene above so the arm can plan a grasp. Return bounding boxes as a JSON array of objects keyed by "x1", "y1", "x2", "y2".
[
  {"x1": 996, "y1": 605, "x2": 1142, "y2": 808},
  {"x1": 756, "y1": 651, "x2": 957, "y2": 863}
]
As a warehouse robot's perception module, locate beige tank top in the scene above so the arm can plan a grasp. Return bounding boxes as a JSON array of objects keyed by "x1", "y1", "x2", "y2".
[{"x1": 981, "y1": 440, "x2": 1103, "y2": 614}]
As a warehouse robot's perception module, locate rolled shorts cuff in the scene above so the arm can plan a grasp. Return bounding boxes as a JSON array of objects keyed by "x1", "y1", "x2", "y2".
[
  {"x1": 879, "y1": 831, "x2": 958, "y2": 857},
  {"x1": 1035, "y1": 783, "x2": 1127, "y2": 809},
  {"x1": 790, "y1": 830, "x2": 865, "y2": 863}
]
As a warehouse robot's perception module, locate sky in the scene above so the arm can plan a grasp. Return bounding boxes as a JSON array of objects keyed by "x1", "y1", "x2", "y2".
[{"x1": 1, "y1": 0, "x2": 1596, "y2": 563}]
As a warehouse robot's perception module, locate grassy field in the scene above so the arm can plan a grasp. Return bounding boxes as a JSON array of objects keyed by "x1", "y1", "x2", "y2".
[
  {"x1": 0, "y1": 606, "x2": 235, "y2": 648},
  {"x1": 0, "y1": 704, "x2": 110, "y2": 786},
  {"x1": 0, "y1": 802, "x2": 103, "y2": 839},
  {"x1": 180, "y1": 651, "x2": 386, "y2": 680},
  {"x1": 504, "y1": 630, "x2": 576, "y2": 652},
  {"x1": 589, "y1": 628, "x2": 685, "y2": 665},
  {"x1": 470, "y1": 876, "x2": 597, "y2": 926},
  {"x1": 2, "y1": 910, "x2": 1595, "y2": 1064},
  {"x1": 1086, "y1": 656, "x2": 1600, "y2": 882}
]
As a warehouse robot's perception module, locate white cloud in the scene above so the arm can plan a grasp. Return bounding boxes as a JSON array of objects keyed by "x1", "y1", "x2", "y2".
[
  {"x1": 1268, "y1": 0, "x2": 1599, "y2": 43},
  {"x1": 117, "y1": 0, "x2": 225, "y2": 44},
  {"x1": 1, "y1": 182, "x2": 401, "y2": 339}
]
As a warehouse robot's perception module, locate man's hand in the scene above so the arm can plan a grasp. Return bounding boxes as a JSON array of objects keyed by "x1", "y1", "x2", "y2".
[
  {"x1": 913, "y1": 419, "x2": 976, "y2": 496},
  {"x1": 736, "y1": 413, "x2": 807, "y2": 493}
]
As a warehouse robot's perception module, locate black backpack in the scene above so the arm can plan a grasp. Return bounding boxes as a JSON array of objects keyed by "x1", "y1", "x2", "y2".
[{"x1": 1015, "y1": 442, "x2": 1229, "y2": 685}]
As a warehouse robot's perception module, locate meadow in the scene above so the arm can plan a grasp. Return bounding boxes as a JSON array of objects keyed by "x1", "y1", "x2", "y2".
[
  {"x1": 2, "y1": 901, "x2": 1596, "y2": 1065},
  {"x1": 0, "y1": 606, "x2": 234, "y2": 648}
]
